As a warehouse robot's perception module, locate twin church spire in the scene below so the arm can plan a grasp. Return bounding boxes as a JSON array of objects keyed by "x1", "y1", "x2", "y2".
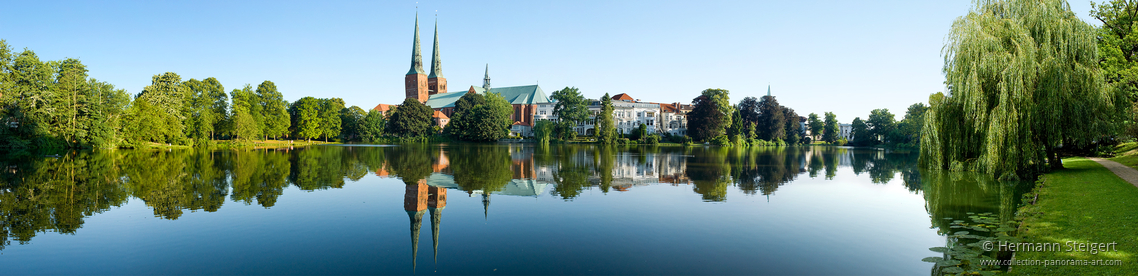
[{"x1": 406, "y1": 13, "x2": 446, "y2": 102}]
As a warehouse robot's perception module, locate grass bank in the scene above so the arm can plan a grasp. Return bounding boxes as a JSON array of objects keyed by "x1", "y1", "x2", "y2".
[{"x1": 1010, "y1": 157, "x2": 1138, "y2": 275}]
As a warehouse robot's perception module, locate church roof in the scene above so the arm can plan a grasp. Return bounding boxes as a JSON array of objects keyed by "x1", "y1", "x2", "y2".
[
  {"x1": 484, "y1": 85, "x2": 551, "y2": 105},
  {"x1": 423, "y1": 91, "x2": 467, "y2": 108},
  {"x1": 424, "y1": 84, "x2": 550, "y2": 109}
]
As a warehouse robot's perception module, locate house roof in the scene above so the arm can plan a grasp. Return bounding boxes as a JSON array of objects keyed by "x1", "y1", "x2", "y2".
[
  {"x1": 612, "y1": 93, "x2": 635, "y2": 102},
  {"x1": 433, "y1": 110, "x2": 449, "y2": 119},
  {"x1": 373, "y1": 103, "x2": 397, "y2": 112}
]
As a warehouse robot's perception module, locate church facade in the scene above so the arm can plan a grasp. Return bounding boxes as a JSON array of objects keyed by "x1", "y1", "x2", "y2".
[{"x1": 380, "y1": 14, "x2": 549, "y2": 135}]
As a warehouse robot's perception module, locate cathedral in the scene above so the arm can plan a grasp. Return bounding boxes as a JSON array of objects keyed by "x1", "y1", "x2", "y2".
[{"x1": 377, "y1": 13, "x2": 550, "y2": 136}]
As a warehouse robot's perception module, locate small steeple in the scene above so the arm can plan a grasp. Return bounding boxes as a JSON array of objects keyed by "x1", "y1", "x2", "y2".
[
  {"x1": 428, "y1": 18, "x2": 443, "y2": 78},
  {"x1": 407, "y1": 13, "x2": 425, "y2": 76},
  {"x1": 767, "y1": 85, "x2": 771, "y2": 97},
  {"x1": 482, "y1": 64, "x2": 491, "y2": 91}
]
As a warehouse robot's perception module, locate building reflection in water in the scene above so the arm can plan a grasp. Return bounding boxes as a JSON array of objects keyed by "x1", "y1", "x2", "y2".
[
  {"x1": 403, "y1": 179, "x2": 446, "y2": 270},
  {"x1": 0, "y1": 144, "x2": 927, "y2": 254}
]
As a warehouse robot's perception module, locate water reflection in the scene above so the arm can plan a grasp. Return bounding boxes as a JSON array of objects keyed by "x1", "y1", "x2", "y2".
[{"x1": 0, "y1": 144, "x2": 1017, "y2": 261}]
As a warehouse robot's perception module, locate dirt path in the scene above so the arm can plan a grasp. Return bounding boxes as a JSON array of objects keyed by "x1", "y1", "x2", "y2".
[{"x1": 1088, "y1": 157, "x2": 1138, "y2": 189}]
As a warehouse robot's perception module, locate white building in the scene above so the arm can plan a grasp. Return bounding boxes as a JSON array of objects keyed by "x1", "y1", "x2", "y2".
[{"x1": 840, "y1": 123, "x2": 853, "y2": 141}]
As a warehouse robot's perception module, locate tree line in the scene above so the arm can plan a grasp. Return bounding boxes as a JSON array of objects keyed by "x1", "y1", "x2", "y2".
[{"x1": 0, "y1": 40, "x2": 406, "y2": 148}]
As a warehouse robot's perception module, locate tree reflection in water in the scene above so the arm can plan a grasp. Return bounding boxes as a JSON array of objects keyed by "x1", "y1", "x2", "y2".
[{"x1": 0, "y1": 144, "x2": 1013, "y2": 256}]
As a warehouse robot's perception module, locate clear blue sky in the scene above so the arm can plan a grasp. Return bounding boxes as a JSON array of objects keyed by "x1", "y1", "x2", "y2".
[{"x1": 0, "y1": 0, "x2": 1097, "y2": 122}]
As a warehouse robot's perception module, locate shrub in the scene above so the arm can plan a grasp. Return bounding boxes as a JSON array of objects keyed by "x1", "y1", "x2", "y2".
[
  {"x1": 646, "y1": 134, "x2": 660, "y2": 145},
  {"x1": 710, "y1": 135, "x2": 731, "y2": 145}
]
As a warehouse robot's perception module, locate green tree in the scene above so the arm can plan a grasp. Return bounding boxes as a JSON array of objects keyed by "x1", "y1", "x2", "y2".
[
  {"x1": 686, "y1": 95, "x2": 724, "y2": 142},
  {"x1": 895, "y1": 103, "x2": 928, "y2": 145},
  {"x1": 851, "y1": 117, "x2": 871, "y2": 146},
  {"x1": 359, "y1": 110, "x2": 386, "y2": 142},
  {"x1": 289, "y1": 97, "x2": 322, "y2": 141},
  {"x1": 700, "y1": 88, "x2": 733, "y2": 134},
  {"x1": 737, "y1": 97, "x2": 761, "y2": 135},
  {"x1": 257, "y1": 81, "x2": 290, "y2": 140},
  {"x1": 1092, "y1": 0, "x2": 1138, "y2": 136},
  {"x1": 922, "y1": 0, "x2": 1120, "y2": 178},
  {"x1": 201, "y1": 77, "x2": 227, "y2": 140},
  {"x1": 319, "y1": 98, "x2": 345, "y2": 142},
  {"x1": 533, "y1": 120, "x2": 554, "y2": 144},
  {"x1": 341, "y1": 106, "x2": 367, "y2": 141},
  {"x1": 386, "y1": 97, "x2": 434, "y2": 137},
  {"x1": 822, "y1": 112, "x2": 839, "y2": 144},
  {"x1": 230, "y1": 88, "x2": 258, "y2": 140},
  {"x1": 807, "y1": 113, "x2": 823, "y2": 141},
  {"x1": 756, "y1": 95, "x2": 785, "y2": 141},
  {"x1": 866, "y1": 108, "x2": 895, "y2": 145},
  {"x1": 634, "y1": 123, "x2": 648, "y2": 141},
  {"x1": 596, "y1": 94, "x2": 617, "y2": 144},
  {"x1": 444, "y1": 92, "x2": 485, "y2": 138},
  {"x1": 551, "y1": 87, "x2": 588, "y2": 125},
  {"x1": 782, "y1": 106, "x2": 801, "y2": 145}
]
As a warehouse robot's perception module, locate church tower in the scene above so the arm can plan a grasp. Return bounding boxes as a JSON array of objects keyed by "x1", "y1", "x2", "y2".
[
  {"x1": 406, "y1": 13, "x2": 429, "y2": 103},
  {"x1": 482, "y1": 64, "x2": 491, "y2": 91},
  {"x1": 427, "y1": 19, "x2": 447, "y2": 96}
]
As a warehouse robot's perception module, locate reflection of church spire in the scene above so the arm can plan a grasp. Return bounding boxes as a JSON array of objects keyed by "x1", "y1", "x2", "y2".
[
  {"x1": 427, "y1": 186, "x2": 446, "y2": 264},
  {"x1": 408, "y1": 208, "x2": 425, "y2": 271},
  {"x1": 404, "y1": 180, "x2": 429, "y2": 272},
  {"x1": 482, "y1": 193, "x2": 491, "y2": 219}
]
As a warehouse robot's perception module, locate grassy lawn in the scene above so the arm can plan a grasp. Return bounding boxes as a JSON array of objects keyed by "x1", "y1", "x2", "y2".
[{"x1": 1010, "y1": 157, "x2": 1138, "y2": 275}]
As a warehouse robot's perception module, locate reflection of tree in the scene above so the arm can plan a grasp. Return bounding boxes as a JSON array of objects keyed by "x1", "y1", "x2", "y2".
[
  {"x1": 921, "y1": 170, "x2": 1029, "y2": 234},
  {"x1": 123, "y1": 150, "x2": 195, "y2": 219},
  {"x1": 0, "y1": 151, "x2": 129, "y2": 251},
  {"x1": 731, "y1": 147, "x2": 805, "y2": 196},
  {"x1": 551, "y1": 146, "x2": 593, "y2": 200},
  {"x1": 383, "y1": 146, "x2": 435, "y2": 185},
  {"x1": 687, "y1": 147, "x2": 731, "y2": 202},
  {"x1": 230, "y1": 150, "x2": 290, "y2": 207},
  {"x1": 450, "y1": 145, "x2": 511, "y2": 193},
  {"x1": 290, "y1": 146, "x2": 346, "y2": 190}
]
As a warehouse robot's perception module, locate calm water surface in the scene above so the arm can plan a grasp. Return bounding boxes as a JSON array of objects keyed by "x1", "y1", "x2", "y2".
[{"x1": 0, "y1": 144, "x2": 1028, "y2": 275}]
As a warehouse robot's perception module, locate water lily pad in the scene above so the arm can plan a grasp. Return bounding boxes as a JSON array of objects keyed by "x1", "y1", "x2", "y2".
[
  {"x1": 921, "y1": 257, "x2": 944, "y2": 263},
  {"x1": 929, "y1": 247, "x2": 949, "y2": 253},
  {"x1": 941, "y1": 266, "x2": 965, "y2": 273}
]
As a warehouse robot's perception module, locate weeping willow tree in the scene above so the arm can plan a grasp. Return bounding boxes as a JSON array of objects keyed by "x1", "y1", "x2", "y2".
[{"x1": 921, "y1": 0, "x2": 1123, "y2": 179}]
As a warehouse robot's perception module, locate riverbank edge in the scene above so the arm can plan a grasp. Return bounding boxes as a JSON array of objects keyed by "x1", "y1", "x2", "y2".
[{"x1": 1009, "y1": 157, "x2": 1137, "y2": 275}]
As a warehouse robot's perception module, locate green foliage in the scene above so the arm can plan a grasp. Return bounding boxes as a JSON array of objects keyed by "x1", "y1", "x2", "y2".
[
  {"x1": 633, "y1": 123, "x2": 648, "y2": 140},
  {"x1": 257, "y1": 81, "x2": 290, "y2": 139},
  {"x1": 807, "y1": 113, "x2": 823, "y2": 141},
  {"x1": 340, "y1": 106, "x2": 367, "y2": 141},
  {"x1": 318, "y1": 98, "x2": 345, "y2": 142},
  {"x1": 687, "y1": 95, "x2": 724, "y2": 142},
  {"x1": 533, "y1": 120, "x2": 555, "y2": 144},
  {"x1": 782, "y1": 106, "x2": 801, "y2": 145},
  {"x1": 756, "y1": 95, "x2": 785, "y2": 141},
  {"x1": 386, "y1": 97, "x2": 434, "y2": 138},
  {"x1": 710, "y1": 135, "x2": 731, "y2": 145},
  {"x1": 922, "y1": 0, "x2": 1119, "y2": 178},
  {"x1": 645, "y1": 134, "x2": 660, "y2": 144},
  {"x1": 289, "y1": 97, "x2": 322, "y2": 141},
  {"x1": 851, "y1": 117, "x2": 872, "y2": 146},
  {"x1": 448, "y1": 92, "x2": 512, "y2": 142},
  {"x1": 596, "y1": 93, "x2": 617, "y2": 144},
  {"x1": 893, "y1": 103, "x2": 927, "y2": 146},
  {"x1": 230, "y1": 87, "x2": 260, "y2": 140},
  {"x1": 551, "y1": 87, "x2": 588, "y2": 125},
  {"x1": 865, "y1": 108, "x2": 895, "y2": 145},
  {"x1": 359, "y1": 110, "x2": 386, "y2": 142},
  {"x1": 737, "y1": 97, "x2": 760, "y2": 135},
  {"x1": 822, "y1": 112, "x2": 839, "y2": 143}
]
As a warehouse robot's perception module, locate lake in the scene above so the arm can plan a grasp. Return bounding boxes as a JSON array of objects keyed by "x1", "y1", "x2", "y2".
[{"x1": 0, "y1": 144, "x2": 1029, "y2": 275}]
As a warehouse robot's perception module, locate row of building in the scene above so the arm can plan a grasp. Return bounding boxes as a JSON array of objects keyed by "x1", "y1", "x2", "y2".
[
  {"x1": 373, "y1": 15, "x2": 696, "y2": 138},
  {"x1": 375, "y1": 15, "x2": 846, "y2": 141}
]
